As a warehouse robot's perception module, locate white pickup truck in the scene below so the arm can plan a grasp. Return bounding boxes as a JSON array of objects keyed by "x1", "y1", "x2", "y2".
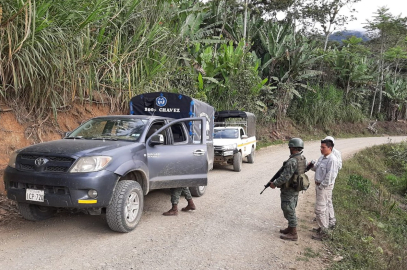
[{"x1": 213, "y1": 111, "x2": 256, "y2": 172}]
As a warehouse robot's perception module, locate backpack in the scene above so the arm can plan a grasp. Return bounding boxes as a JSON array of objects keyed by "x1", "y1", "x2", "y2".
[{"x1": 291, "y1": 173, "x2": 310, "y2": 191}]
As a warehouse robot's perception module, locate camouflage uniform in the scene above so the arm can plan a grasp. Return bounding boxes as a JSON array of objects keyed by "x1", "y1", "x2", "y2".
[
  {"x1": 170, "y1": 187, "x2": 192, "y2": 205},
  {"x1": 273, "y1": 152, "x2": 307, "y2": 227}
]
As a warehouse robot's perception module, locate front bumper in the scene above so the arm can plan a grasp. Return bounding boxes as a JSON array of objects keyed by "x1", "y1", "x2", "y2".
[
  {"x1": 214, "y1": 147, "x2": 238, "y2": 156},
  {"x1": 4, "y1": 166, "x2": 119, "y2": 208},
  {"x1": 213, "y1": 148, "x2": 238, "y2": 164}
]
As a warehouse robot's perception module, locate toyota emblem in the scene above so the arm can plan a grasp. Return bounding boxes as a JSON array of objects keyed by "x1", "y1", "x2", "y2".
[{"x1": 35, "y1": 157, "x2": 49, "y2": 166}]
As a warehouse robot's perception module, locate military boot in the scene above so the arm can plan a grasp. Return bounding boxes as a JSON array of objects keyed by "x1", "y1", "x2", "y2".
[
  {"x1": 280, "y1": 227, "x2": 298, "y2": 241},
  {"x1": 279, "y1": 227, "x2": 290, "y2": 234},
  {"x1": 163, "y1": 204, "x2": 178, "y2": 216},
  {"x1": 181, "y1": 199, "x2": 196, "y2": 211}
]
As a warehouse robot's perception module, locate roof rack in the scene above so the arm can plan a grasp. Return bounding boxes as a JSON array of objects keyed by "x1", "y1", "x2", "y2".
[{"x1": 214, "y1": 120, "x2": 247, "y2": 127}]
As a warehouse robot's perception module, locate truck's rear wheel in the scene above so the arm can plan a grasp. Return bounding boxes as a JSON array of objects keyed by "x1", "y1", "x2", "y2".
[
  {"x1": 17, "y1": 202, "x2": 57, "y2": 221},
  {"x1": 106, "y1": 180, "x2": 144, "y2": 233},
  {"x1": 233, "y1": 152, "x2": 242, "y2": 172},
  {"x1": 189, "y1": 186, "x2": 206, "y2": 197},
  {"x1": 247, "y1": 147, "x2": 255, "y2": 163}
]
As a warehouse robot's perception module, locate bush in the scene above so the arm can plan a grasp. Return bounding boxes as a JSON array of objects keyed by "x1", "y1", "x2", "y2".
[
  {"x1": 288, "y1": 84, "x2": 364, "y2": 129},
  {"x1": 329, "y1": 143, "x2": 407, "y2": 270},
  {"x1": 347, "y1": 174, "x2": 373, "y2": 194}
]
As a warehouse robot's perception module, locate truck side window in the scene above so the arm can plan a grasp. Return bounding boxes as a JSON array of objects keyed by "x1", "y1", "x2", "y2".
[
  {"x1": 240, "y1": 129, "x2": 244, "y2": 138},
  {"x1": 170, "y1": 123, "x2": 187, "y2": 144},
  {"x1": 146, "y1": 122, "x2": 167, "y2": 144}
]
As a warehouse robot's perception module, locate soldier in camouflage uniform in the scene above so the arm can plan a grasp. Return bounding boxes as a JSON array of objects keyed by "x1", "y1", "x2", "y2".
[
  {"x1": 269, "y1": 138, "x2": 307, "y2": 241},
  {"x1": 162, "y1": 187, "x2": 196, "y2": 216}
]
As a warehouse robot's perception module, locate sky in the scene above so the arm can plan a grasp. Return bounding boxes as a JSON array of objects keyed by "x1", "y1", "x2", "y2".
[
  {"x1": 200, "y1": 0, "x2": 406, "y2": 32},
  {"x1": 340, "y1": 0, "x2": 407, "y2": 31}
]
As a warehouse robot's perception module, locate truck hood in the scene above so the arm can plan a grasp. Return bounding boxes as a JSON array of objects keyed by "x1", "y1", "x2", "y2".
[
  {"x1": 213, "y1": 139, "x2": 238, "y2": 147},
  {"x1": 18, "y1": 139, "x2": 142, "y2": 157}
]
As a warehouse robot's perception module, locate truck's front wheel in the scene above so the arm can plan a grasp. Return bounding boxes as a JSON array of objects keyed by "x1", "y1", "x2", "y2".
[
  {"x1": 233, "y1": 152, "x2": 242, "y2": 172},
  {"x1": 247, "y1": 147, "x2": 255, "y2": 164},
  {"x1": 17, "y1": 203, "x2": 57, "y2": 221},
  {"x1": 189, "y1": 186, "x2": 206, "y2": 197},
  {"x1": 106, "y1": 180, "x2": 144, "y2": 233}
]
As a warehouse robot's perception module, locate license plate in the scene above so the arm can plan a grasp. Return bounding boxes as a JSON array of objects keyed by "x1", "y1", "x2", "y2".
[{"x1": 26, "y1": 189, "x2": 44, "y2": 202}]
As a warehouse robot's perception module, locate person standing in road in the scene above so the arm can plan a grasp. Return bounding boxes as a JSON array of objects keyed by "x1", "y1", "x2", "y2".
[
  {"x1": 269, "y1": 138, "x2": 307, "y2": 241},
  {"x1": 162, "y1": 187, "x2": 196, "y2": 216},
  {"x1": 310, "y1": 139, "x2": 339, "y2": 240},
  {"x1": 324, "y1": 136, "x2": 342, "y2": 170},
  {"x1": 323, "y1": 136, "x2": 341, "y2": 229}
]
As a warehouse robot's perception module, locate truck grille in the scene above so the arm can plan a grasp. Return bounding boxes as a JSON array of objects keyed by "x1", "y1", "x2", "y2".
[
  {"x1": 214, "y1": 146, "x2": 224, "y2": 156},
  {"x1": 8, "y1": 181, "x2": 69, "y2": 195},
  {"x1": 17, "y1": 154, "x2": 76, "y2": 173},
  {"x1": 20, "y1": 155, "x2": 74, "y2": 162}
]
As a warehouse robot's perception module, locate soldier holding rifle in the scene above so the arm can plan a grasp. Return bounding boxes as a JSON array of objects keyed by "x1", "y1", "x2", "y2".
[{"x1": 267, "y1": 138, "x2": 307, "y2": 241}]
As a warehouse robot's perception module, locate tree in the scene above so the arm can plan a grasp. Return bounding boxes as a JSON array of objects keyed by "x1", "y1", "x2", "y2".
[
  {"x1": 384, "y1": 46, "x2": 407, "y2": 83},
  {"x1": 364, "y1": 7, "x2": 407, "y2": 117},
  {"x1": 324, "y1": 36, "x2": 372, "y2": 103},
  {"x1": 301, "y1": 0, "x2": 361, "y2": 51},
  {"x1": 258, "y1": 21, "x2": 322, "y2": 122}
]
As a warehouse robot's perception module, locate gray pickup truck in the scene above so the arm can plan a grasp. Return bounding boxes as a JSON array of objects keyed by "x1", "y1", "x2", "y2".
[{"x1": 3, "y1": 92, "x2": 214, "y2": 232}]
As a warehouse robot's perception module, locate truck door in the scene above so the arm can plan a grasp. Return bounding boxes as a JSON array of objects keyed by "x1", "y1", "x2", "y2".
[
  {"x1": 146, "y1": 117, "x2": 208, "y2": 190},
  {"x1": 239, "y1": 128, "x2": 249, "y2": 156}
]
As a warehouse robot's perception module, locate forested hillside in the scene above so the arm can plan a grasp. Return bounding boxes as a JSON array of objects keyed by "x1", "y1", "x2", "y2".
[
  {"x1": 329, "y1": 30, "x2": 369, "y2": 42},
  {"x1": 1, "y1": 0, "x2": 407, "y2": 142}
]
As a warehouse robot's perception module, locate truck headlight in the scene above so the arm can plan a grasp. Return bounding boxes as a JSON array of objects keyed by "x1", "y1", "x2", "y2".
[
  {"x1": 223, "y1": 144, "x2": 237, "y2": 151},
  {"x1": 8, "y1": 151, "x2": 20, "y2": 168},
  {"x1": 70, "y1": 156, "x2": 112, "y2": 173}
]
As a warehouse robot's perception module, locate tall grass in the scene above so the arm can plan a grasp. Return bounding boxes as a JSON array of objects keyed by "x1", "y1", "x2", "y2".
[
  {"x1": 329, "y1": 142, "x2": 407, "y2": 270},
  {"x1": 288, "y1": 85, "x2": 365, "y2": 129},
  {"x1": 0, "y1": 0, "x2": 181, "y2": 124}
]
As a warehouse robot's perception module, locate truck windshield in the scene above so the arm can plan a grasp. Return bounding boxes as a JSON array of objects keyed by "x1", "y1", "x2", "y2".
[
  {"x1": 214, "y1": 129, "x2": 238, "y2": 139},
  {"x1": 67, "y1": 118, "x2": 148, "y2": 141}
]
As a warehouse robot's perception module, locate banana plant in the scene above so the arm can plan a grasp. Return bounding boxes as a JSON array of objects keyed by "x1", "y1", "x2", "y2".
[
  {"x1": 258, "y1": 21, "x2": 323, "y2": 119},
  {"x1": 195, "y1": 40, "x2": 266, "y2": 111},
  {"x1": 384, "y1": 79, "x2": 407, "y2": 121}
]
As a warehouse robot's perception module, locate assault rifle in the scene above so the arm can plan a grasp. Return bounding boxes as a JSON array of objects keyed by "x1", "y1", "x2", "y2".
[
  {"x1": 260, "y1": 166, "x2": 284, "y2": 195},
  {"x1": 260, "y1": 160, "x2": 315, "y2": 195}
]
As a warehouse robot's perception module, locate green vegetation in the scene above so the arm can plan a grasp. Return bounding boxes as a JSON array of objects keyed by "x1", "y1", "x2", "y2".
[
  {"x1": 297, "y1": 247, "x2": 320, "y2": 262},
  {"x1": 289, "y1": 84, "x2": 365, "y2": 129},
  {"x1": 0, "y1": 1, "x2": 407, "y2": 267},
  {"x1": 328, "y1": 141, "x2": 407, "y2": 270},
  {"x1": 1, "y1": 0, "x2": 406, "y2": 137}
]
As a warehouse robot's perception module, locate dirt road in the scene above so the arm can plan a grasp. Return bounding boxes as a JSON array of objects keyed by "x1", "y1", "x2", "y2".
[{"x1": 0, "y1": 136, "x2": 405, "y2": 270}]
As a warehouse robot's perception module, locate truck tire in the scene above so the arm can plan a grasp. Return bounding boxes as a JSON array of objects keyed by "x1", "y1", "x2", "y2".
[
  {"x1": 17, "y1": 202, "x2": 57, "y2": 221},
  {"x1": 233, "y1": 152, "x2": 242, "y2": 172},
  {"x1": 106, "y1": 180, "x2": 144, "y2": 233},
  {"x1": 247, "y1": 147, "x2": 255, "y2": 164},
  {"x1": 189, "y1": 186, "x2": 206, "y2": 197}
]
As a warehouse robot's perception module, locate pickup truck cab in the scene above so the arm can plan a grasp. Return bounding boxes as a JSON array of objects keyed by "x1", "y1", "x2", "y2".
[
  {"x1": 213, "y1": 111, "x2": 256, "y2": 172},
  {"x1": 3, "y1": 92, "x2": 214, "y2": 232}
]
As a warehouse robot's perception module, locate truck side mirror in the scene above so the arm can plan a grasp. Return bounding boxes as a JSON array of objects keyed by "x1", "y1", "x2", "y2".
[
  {"x1": 149, "y1": 134, "x2": 164, "y2": 146},
  {"x1": 64, "y1": 132, "x2": 71, "y2": 138},
  {"x1": 242, "y1": 135, "x2": 248, "y2": 139}
]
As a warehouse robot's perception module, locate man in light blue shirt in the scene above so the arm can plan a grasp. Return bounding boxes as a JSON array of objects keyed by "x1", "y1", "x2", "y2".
[{"x1": 310, "y1": 138, "x2": 339, "y2": 240}]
